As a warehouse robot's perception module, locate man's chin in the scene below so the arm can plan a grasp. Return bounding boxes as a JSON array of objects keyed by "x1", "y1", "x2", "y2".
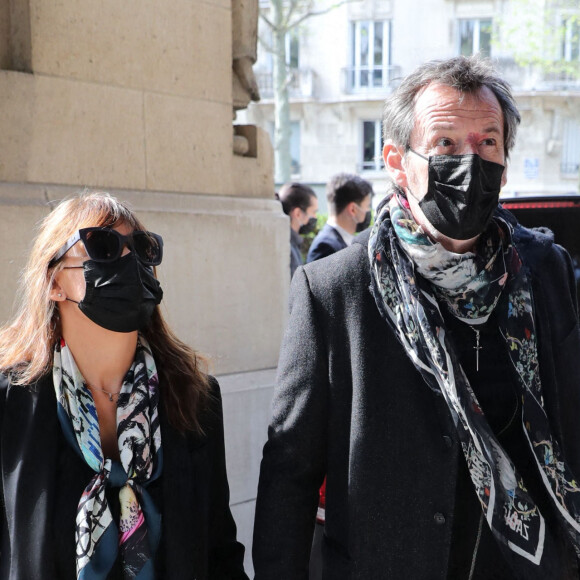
[{"x1": 407, "y1": 196, "x2": 479, "y2": 254}]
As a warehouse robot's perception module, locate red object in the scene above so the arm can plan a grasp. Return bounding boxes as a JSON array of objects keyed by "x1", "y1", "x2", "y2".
[
  {"x1": 316, "y1": 478, "x2": 326, "y2": 524},
  {"x1": 502, "y1": 200, "x2": 580, "y2": 210}
]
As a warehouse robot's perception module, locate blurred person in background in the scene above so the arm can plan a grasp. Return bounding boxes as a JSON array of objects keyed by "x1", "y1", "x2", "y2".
[
  {"x1": 277, "y1": 183, "x2": 318, "y2": 279},
  {"x1": 0, "y1": 192, "x2": 248, "y2": 580},
  {"x1": 254, "y1": 56, "x2": 580, "y2": 579},
  {"x1": 307, "y1": 173, "x2": 374, "y2": 264},
  {"x1": 305, "y1": 172, "x2": 373, "y2": 579}
]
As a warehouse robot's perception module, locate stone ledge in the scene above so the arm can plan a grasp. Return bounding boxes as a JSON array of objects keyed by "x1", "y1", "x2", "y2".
[{"x1": 0, "y1": 181, "x2": 287, "y2": 218}]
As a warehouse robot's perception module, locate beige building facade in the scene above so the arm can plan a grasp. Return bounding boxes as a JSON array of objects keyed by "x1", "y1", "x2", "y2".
[
  {"x1": 0, "y1": 0, "x2": 284, "y2": 572},
  {"x1": 243, "y1": 0, "x2": 580, "y2": 203}
]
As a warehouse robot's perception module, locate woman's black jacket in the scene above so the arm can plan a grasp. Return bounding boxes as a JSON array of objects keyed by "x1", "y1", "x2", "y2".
[{"x1": 0, "y1": 373, "x2": 248, "y2": 580}]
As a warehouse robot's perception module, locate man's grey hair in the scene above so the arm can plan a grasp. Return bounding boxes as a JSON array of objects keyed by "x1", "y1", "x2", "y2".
[{"x1": 383, "y1": 55, "x2": 521, "y2": 159}]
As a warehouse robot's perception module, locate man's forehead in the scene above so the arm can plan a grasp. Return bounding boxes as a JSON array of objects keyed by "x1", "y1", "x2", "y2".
[
  {"x1": 415, "y1": 80, "x2": 496, "y2": 102},
  {"x1": 412, "y1": 82, "x2": 504, "y2": 134}
]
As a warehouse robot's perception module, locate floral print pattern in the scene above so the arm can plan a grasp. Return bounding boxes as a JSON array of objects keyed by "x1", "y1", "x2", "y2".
[
  {"x1": 368, "y1": 193, "x2": 580, "y2": 569},
  {"x1": 53, "y1": 337, "x2": 162, "y2": 580}
]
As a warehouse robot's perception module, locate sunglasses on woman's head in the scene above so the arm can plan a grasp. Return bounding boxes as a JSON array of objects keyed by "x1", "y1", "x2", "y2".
[{"x1": 50, "y1": 227, "x2": 164, "y2": 266}]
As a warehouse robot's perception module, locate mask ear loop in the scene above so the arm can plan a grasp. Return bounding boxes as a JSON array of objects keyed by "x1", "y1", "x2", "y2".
[
  {"x1": 399, "y1": 147, "x2": 429, "y2": 204},
  {"x1": 58, "y1": 263, "x2": 84, "y2": 305},
  {"x1": 408, "y1": 148, "x2": 429, "y2": 162}
]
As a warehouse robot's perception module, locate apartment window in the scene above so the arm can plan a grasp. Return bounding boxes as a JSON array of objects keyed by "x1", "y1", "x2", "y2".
[
  {"x1": 256, "y1": 29, "x2": 300, "y2": 72},
  {"x1": 361, "y1": 121, "x2": 384, "y2": 172},
  {"x1": 458, "y1": 19, "x2": 492, "y2": 57},
  {"x1": 350, "y1": 21, "x2": 391, "y2": 90},
  {"x1": 290, "y1": 121, "x2": 301, "y2": 175},
  {"x1": 255, "y1": 29, "x2": 301, "y2": 98},
  {"x1": 286, "y1": 30, "x2": 300, "y2": 69},
  {"x1": 562, "y1": 15, "x2": 580, "y2": 61},
  {"x1": 561, "y1": 118, "x2": 580, "y2": 176}
]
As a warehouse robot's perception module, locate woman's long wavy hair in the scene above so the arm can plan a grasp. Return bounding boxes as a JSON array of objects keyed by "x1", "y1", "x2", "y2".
[{"x1": 0, "y1": 191, "x2": 209, "y2": 433}]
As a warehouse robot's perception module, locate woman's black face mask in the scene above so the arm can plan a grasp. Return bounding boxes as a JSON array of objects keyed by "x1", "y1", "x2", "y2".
[
  {"x1": 65, "y1": 253, "x2": 163, "y2": 333},
  {"x1": 408, "y1": 149, "x2": 505, "y2": 240}
]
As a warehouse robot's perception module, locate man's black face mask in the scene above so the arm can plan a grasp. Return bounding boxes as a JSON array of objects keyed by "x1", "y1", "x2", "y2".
[
  {"x1": 299, "y1": 217, "x2": 318, "y2": 235},
  {"x1": 408, "y1": 150, "x2": 505, "y2": 240},
  {"x1": 66, "y1": 253, "x2": 163, "y2": 333},
  {"x1": 356, "y1": 210, "x2": 372, "y2": 233}
]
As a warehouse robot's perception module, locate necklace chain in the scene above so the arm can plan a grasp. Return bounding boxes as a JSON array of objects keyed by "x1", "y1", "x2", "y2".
[
  {"x1": 471, "y1": 326, "x2": 482, "y2": 372},
  {"x1": 87, "y1": 384, "x2": 120, "y2": 403}
]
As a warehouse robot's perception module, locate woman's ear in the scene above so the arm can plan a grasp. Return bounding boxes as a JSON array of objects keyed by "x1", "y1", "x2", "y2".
[
  {"x1": 49, "y1": 279, "x2": 66, "y2": 302},
  {"x1": 383, "y1": 141, "x2": 408, "y2": 189}
]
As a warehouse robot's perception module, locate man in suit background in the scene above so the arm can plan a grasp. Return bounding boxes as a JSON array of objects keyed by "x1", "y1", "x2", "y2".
[{"x1": 306, "y1": 173, "x2": 373, "y2": 263}]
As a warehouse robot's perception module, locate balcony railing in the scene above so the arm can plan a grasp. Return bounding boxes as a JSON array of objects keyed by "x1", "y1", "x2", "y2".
[
  {"x1": 495, "y1": 58, "x2": 580, "y2": 91},
  {"x1": 357, "y1": 159, "x2": 385, "y2": 173},
  {"x1": 255, "y1": 68, "x2": 315, "y2": 100},
  {"x1": 342, "y1": 65, "x2": 402, "y2": 94}
]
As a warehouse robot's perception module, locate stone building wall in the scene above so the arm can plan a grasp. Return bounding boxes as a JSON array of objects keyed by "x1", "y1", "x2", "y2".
[
  {"x1": 244, "y1": 0, "x2": 580, "y2": 198},
  {"x1": 0, "y1": 0, "x2": 283, "y2": 573}
]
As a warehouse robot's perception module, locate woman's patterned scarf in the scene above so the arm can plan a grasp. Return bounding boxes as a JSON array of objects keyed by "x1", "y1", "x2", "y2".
[
  {"x1": 53, "y1": 336, "x2": 163, "y2": 580},
  {"x1": 368, "y1": 193, "x2": 580, "y2": 569}
]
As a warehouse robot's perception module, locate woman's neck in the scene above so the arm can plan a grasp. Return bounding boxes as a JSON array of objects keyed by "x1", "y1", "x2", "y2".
[{"x1": 61, "y1": 321, "x2": 138, "y2": 392}]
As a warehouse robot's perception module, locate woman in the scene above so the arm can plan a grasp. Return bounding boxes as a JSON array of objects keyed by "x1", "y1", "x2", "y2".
[
  {"x1": 0, "y1": 192, "x2": 248, "y2": 580},
  {"x1": 276, "y1": 183, "x2": 318, "y2": 279}
]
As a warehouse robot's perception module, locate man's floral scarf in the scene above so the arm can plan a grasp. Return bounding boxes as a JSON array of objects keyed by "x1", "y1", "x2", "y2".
[
  {"x1": 368, "y1": 193, "x2": 580, "y2": 569},
  {"x1": 53, "y1": 336, "x2": 162, "y2": 580}
]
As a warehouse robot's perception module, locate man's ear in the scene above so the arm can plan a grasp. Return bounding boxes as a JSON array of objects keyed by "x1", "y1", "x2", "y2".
[
  {"x1": 289, "y1": 206, "x2": 302, "y2": 221},
  {"x1": 383, "y1": 141, "x2": 408, "y2": 189},
  {"x1": 346, "y1": 201, "x2": 357, "y2": 217}
]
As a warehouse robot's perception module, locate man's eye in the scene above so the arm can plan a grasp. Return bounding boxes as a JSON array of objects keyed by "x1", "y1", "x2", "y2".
[
  {"x1": 482, "y1": 138, "x2": 496, "y2": 146},
  {"x1": 436, "y1": 138, "x2": 453, "y2": 147}
]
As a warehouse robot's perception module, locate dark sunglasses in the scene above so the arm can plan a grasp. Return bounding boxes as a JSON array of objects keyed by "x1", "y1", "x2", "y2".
[{"x1": 51, "y1": 227, "x2": 164, "y2": 266}]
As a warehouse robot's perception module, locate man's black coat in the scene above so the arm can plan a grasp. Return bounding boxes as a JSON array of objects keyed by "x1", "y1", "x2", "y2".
[
  {"x1": 253, "y1": 219, "x2": 580, "y2": 579},
  {"x1": 306, "y1": 223, "x2": 348, "y2": 264}
]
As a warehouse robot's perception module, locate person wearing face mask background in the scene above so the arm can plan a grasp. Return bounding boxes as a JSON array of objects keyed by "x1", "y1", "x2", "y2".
[
  {"x1": 306, "y1": 173, "x2": 374, "y2": 264},
  {"x1": 0, "y1": 192, "x2": 248, "y2": 580},
  {"x1": 303, "y1": 171, "x2": 373, "y2": 580},
  {"x1": 254, "y1": 56, "x2": 580, "y2": 579},
  {"x1": 276, "y1": 182, "x2": 319, "y2": 279}
]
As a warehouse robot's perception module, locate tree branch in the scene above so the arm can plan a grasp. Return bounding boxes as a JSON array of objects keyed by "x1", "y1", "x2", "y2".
[
  {"x1": 259, "y1": 11, "x2": 276, "y2": 31},
  {"x1": 281, "y1": 69, "x2": 294, "y2": 91},
  {"x1": 258, "y1": 34, "x2": 276, "y2": 54},
  {"x1": 282, "y1": 0, "x2": 311, "y2": 29},
  {"x1": 287, "y1": 0, "x2": 354, "y2": 30}
]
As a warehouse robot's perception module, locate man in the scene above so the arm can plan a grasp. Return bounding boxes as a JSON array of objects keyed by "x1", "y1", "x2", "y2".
[
  {"x1": 306, "y1": 173, "x2": 373, "y2": 263},
  {"x1": 253, "y1": 56, "x2": 580, "y2": 579},
  {"x1": 306, "y1": 172, "x2": 374, "y2": 579},
  {"x1": 277, "y1": 182, "x2": 319, "y2": 278}
]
